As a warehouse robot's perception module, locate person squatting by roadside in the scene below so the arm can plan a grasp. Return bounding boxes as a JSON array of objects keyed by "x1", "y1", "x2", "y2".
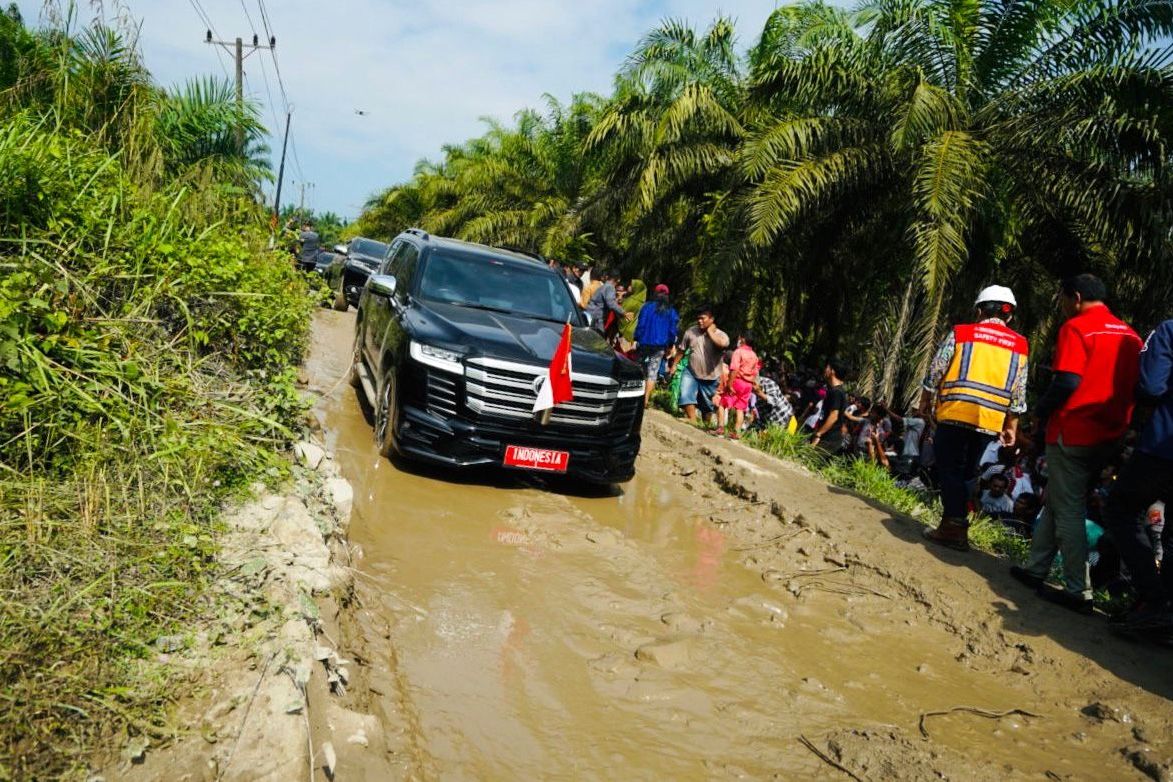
[
  {"x1": 669, "y1": 306, "x2": 730, "y2": 425},
  {"x1": 1010, "y1": 275, "x2": 1143, "y2": 614},
  {"x1": 751, "y1": 374, "x2": 794, "y2": 432},
  {"x1": 633, "y1": 284, "x2": 679, "y2": 408},
  {"x1": 920, "y1": 285, "x2": 1029, "y2": 552}
]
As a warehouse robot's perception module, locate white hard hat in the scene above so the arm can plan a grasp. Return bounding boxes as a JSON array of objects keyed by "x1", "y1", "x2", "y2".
[{"x1": 974, "y1": 285, "x2": 1017, "y2": 308}]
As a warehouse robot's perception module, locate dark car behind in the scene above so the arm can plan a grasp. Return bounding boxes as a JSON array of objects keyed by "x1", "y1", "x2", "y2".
[
  {"x1": 312, "y1": 250, "x2": 339, "y2": 276},
  {"x1": 325, "y1": 237, "x2": 388, "y2": 311}
]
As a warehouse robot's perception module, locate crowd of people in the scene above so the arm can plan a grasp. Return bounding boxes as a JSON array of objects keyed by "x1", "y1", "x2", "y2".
[{"x1": 562, "y1": 262, "x2": 1172, "y2": 645}]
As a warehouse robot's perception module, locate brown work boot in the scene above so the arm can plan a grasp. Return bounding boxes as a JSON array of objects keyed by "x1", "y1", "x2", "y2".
[{"x1": 923, "y1": 517, "x2": 970, "y2": 552}]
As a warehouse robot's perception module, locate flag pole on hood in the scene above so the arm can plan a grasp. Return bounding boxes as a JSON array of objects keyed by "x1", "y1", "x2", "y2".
[{"x1": 533, "y1": 319, "x2": 574, "y2": 425}]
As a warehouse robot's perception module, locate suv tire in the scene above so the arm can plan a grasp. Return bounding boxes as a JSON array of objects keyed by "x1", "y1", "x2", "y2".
[
  {"x1": 332, "y1": 285, "x2": 349, "y2": 312},
  {"x1": 375, "y1": 368, "x2": 399, "y2": 458},
  {"x1": 348, "y1": 332, "x2": 363, "y2": 389}
]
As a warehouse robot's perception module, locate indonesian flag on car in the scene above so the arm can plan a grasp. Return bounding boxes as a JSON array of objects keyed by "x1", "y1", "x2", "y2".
[{"x1": 533, "y1": 323, "x2": 574, "y2": 413}]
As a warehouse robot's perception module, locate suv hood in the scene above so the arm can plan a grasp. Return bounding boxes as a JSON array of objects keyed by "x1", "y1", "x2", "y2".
[
  {"x1": 347, "y1": 252, "x2": 380, "y2": 269},
  {"x1": 410, "y1": 301, "x2": 639, "y2": 379}
]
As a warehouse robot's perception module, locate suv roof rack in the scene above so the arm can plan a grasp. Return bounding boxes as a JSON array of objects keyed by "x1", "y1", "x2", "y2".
[{"x1": 404, "y1": 227, "x2": 430, "y2": 240}]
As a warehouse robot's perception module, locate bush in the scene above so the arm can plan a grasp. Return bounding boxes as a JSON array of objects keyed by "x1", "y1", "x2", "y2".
[{"x1": 0, "y1": 119, "x2": 315, "y2": 776}]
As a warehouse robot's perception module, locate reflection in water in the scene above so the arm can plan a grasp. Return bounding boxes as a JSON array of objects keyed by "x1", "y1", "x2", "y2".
[{"x1": 689, "y1": 522, "x2": 727, "y2": 591}]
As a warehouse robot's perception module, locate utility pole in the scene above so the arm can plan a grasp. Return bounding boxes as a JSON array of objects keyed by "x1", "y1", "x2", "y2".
[
  {"x1": 272, "y1": 111, "x2": 291, "y2": 227},
  {"x1": 297, "y1": 181, "x2": 315, "y2": 213},
  {"x1": 204, "y1": 31, "x2": 275, "y2": 153}
]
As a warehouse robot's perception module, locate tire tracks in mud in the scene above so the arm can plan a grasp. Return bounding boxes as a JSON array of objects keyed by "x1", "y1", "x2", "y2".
[
  {"x1": 307, "y1": 310, "x2": 1169, "y2": 780},
  {"x1": 649, "y1": 418, "x2": 1056, "y2": 672},
  {"x1": 640, "y1": 414, "x2": 1173, "y2": 780}
]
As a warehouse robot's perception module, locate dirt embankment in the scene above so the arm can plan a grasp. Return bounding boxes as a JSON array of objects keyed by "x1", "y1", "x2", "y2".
[
  {"x1": 105, "y1": 433, "x2": 375, "y2": 781},
  {"x1": 111, "y1": 309, "x2": 1172, "y2": 781}
]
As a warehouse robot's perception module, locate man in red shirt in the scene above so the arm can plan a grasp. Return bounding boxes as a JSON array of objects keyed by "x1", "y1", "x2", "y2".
[{"x1": 1011, "y1": 275, "x2": 1143, "y2": 613}]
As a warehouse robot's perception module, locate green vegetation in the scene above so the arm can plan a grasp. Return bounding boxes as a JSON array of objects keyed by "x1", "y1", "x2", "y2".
[
  {"x1": 0, "y1": 7, "x2": 314, "y2": 777},
  {"x1": 354, "y1": 0, "x2": 1172, "y2": 405}
]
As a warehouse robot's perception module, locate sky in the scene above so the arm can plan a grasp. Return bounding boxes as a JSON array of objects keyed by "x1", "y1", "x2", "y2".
[{"x1": 17, "y1": 1, "x2": 779, "y2": 220}]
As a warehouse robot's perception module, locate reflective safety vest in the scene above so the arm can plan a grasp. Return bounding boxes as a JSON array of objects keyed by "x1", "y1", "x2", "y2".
[{"x1": 936, "y1": 322, "x2": 1028, "y2": 433}]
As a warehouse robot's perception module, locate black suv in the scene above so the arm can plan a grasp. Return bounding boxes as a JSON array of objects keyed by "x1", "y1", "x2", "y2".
[
  {"x1": 324, "y1": 237, "x2": 389, "y2": 310},
  {"x1": 350, "y1": 229, "x2": 645, "y2": 483}
]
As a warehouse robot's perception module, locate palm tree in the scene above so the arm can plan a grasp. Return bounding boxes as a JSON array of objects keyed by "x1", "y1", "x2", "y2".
[
  {"x1": 366, "y1": 93, "x2": 605, "y2": 259},
  {"x1": 154, "y1": 76, "x2": 271, "y2": 195},
  {"x1": 585, "y1": 17, "x2": 745, "y2": 284},
  {"x1": 736, "y1": 0, "x2": 1173, "y2": 402}
]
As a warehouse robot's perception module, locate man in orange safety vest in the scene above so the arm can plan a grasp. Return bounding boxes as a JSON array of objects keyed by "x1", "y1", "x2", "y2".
[{"x1": 919, "y1": 285, "x2": 1029, "y2": 551}]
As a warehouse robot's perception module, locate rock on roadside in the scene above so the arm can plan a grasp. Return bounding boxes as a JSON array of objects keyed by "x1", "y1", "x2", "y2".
[{"x1": 104, "y1": 435, "x2": 371, "y2": 781}]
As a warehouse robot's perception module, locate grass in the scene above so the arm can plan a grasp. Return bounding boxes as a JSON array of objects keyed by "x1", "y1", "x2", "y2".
[{"x1": 0, "y1": 117, "x2": 316, "y2": 777}]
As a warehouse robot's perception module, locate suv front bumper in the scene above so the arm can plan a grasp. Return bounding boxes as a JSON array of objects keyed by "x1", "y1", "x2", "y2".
[{"x1": 395, "y1": 404, "x2": 641, "y2": 483}]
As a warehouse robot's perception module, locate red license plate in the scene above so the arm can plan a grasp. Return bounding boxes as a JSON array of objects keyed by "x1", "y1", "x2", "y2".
[{"x1": 504, "y1": 445, "x2": 570, "y2": 473}]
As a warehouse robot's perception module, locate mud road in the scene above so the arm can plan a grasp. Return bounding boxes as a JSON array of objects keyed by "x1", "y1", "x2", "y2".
[{"x1": 305, "y1": 310, "x2": 1172, "y2": 781}]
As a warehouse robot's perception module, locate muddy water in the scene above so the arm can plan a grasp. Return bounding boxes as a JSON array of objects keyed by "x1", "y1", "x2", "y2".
[{"x1": 306, "y1": 311, "x2": 1141, "y2": 780}]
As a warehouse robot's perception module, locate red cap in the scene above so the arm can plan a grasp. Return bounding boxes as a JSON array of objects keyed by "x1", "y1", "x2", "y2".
[{"x1": 654, "y1": 284, "x2": 669, "y2": 294}]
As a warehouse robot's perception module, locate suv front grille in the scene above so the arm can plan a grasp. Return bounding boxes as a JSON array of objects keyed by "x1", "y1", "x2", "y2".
[
  {"x1": 425, "y1": 370, "x2": 459, "y2": 418},
  {"x1": 464, "y1": 357, "x2": 617, "y2": 428}
]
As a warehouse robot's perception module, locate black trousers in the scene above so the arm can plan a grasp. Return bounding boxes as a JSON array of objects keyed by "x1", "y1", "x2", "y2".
[
  {"x1": 1102, "y1": 450, "x2": 1173, "y2": 608},
  {"x1": 934, "y1": 422, "x2": 994, "y2": 520}
]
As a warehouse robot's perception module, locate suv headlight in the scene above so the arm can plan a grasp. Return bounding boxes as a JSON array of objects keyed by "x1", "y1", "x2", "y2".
[
  {"x1": 410, "y1": 340, "x2": 464, "y2": 374},
  {"x1": 617, "y1": 378, "x2": 645, "y2": 398}
]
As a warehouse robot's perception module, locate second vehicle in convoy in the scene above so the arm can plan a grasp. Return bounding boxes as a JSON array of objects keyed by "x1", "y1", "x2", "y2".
[
  {"x1": 349, "y1": 229, "x2": 645, "y2": 483},
  {"x1": 324, "y1": 237, "x2": 389, "y2": 311}
]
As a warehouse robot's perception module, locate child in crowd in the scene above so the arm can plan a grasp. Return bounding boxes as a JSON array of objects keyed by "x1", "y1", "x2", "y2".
[{"x1": 713, "y1": 333, "x2": 760, "y2": 439}]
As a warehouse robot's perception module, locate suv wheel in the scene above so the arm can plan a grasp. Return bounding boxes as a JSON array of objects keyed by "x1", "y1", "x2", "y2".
[
  {"x1": 375, "y1": 369, "x2": 399, "y2": 457},
  {"x1": 348, "y1": 332, "x2": 363, "y2": 389},
  {"x1": 332, "y1": 284, "x2": 348, "y2": 311}
]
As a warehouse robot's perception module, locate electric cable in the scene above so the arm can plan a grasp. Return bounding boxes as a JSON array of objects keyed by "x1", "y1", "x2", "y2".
[{"x1": 187, "y1": 0, "x2": 230, "y2": 78}]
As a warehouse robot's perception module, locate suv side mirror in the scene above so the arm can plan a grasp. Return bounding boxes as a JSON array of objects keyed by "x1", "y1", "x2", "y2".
[
  {"x1": 368, "y1": 274, "x2": 397, "y2": 298},
  {"x1": 583, "y1": 311, "x2": 593, "y2": 326}
]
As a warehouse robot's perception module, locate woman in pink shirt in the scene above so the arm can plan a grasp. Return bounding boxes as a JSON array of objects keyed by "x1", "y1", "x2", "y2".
[{"x1": 715, "y1": 332, "x2": 760, "y2": 439}]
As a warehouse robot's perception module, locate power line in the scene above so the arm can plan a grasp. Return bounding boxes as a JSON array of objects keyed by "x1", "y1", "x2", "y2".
[
  {"x1": 256, "y1": 52, "x2": 284, "y2": 149},
  {"x1": 238, "y1": 0, "x2": 259, "y2": 37},
  {"x1": 186, "y1": 0, "x2": 230, "y2": 78},
  {"x1": 290, "y1": 133, "x2": 306, "y2": 182},
  {"x1": 256, "y1": 0, "x2": 290, "y2": 111},
  {"x1": 256, "y1": 0, "x2": 304, "y2": 202}
]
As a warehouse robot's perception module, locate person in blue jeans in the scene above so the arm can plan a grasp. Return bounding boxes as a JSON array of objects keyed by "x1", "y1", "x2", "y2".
[
  {"x1": 1103, "y1": 319, "x2": 1173, "y2": 641},
  {"x1": 669, "y1": 306, "x2": 729, "y2": 425},
  {"x1": 633, "y1": 283, "x2": 680, "y2": 407}
]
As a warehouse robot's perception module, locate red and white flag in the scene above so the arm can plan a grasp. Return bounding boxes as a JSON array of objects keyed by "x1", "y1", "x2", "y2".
[{"x1": 533, "y1": 323, "x2": 574, "y2": 412}]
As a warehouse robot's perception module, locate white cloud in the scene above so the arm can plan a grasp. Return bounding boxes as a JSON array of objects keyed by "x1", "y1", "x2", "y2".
[{"x1": 16, "y1": 0, "x2": 777, "y2": 218}]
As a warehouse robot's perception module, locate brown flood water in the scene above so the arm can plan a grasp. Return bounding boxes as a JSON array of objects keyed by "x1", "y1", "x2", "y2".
[{"x1": 307, "y1": 310, "x2": 1159, "y2": 781}]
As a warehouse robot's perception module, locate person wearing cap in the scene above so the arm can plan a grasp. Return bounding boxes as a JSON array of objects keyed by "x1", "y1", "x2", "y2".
[
  {"x1": 1010, "y1": 274, "x2": 1143, "y2": 614},
  {"x1": 633, "y1": 283, "x2": 680, "y2": 407},
  {"x1": 919, "y1": 285, "x2": 1029, "y2": 551}
]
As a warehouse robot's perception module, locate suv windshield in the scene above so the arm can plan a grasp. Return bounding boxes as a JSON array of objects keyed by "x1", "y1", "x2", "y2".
[
  {"x1": 418, "y1": 251, "x2": 580, "y2": 324},
  {"x1": 350, "y1": 238, "x2": 388, "y2": 259}
]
